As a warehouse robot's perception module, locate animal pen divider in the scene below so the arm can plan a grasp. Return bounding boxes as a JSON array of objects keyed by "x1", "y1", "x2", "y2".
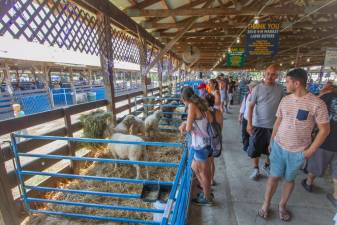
[
  {"x1": 134, "y1": 96, "x2": 187, "y2": 131},
  {"x1": 10, "y1": 133, "x2": 194, "y2": 225}
]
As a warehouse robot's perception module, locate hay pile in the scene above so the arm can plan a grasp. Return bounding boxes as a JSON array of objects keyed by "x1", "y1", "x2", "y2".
[{"x1": 26, "y1": 132, "x2": 184, "y2": 225}]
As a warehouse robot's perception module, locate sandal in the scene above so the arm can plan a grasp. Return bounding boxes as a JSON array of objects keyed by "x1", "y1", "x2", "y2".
[
  {"x1": 257, "y1": 208, "x2": 269, "y2": 219},
  {"x1": 279, "y1": 208, "x2": 292, "y2": 222}
]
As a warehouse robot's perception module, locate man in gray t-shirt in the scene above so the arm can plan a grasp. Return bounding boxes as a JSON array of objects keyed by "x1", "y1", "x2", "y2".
[
  {"x1": 251, "y1": 82, "x2": 284, "y2": 128},
  {"x1": 247, "y1": 64, "x2": 284, "y2": 180}
]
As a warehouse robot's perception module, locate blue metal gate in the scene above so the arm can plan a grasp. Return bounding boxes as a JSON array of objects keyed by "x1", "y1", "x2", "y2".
[{"x1": 10, "y1": 133, "x2": 193, "y2": 225}]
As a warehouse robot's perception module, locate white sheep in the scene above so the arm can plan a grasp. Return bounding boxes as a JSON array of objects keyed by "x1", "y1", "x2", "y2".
[
  {"x1": 113, "y1": 115, "x2": 136, "y2": 134},
  {"x1": 107, "y1": 132, "x2": 149, "y2": 179},
  {"x1": 172, "y1": 107, "x2": 186, "y2": 125},
  {"x1": 144, "y1": 110, "x2": 162, "y2": 137},
  {"x1": 129, "y1": 116, "x2": 145, "y2": 136}
]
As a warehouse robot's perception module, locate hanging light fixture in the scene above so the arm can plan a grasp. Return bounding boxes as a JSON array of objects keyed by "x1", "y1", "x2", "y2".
[
  {"x1": 280, "y1": 63, "x2": 283, "y2": 66},
  {"x1": 307, "y1": 58, "x2": 310, "y2": 62},
  {"x1": 228, "y1": 47, "x2": 231, "y2": 52},
  {"x1": 236, "y1": 37, "x2": 240, "y2": 44},
  {"x1": 291, "y1": 60, "x2": 294, "y2": 65},
  {"x1": 254, "y1": 17, "x2": 259, "y2": 24}
]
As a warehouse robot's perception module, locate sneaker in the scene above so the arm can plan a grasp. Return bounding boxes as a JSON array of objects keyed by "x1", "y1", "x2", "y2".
[
  {"x1": 326, "y1": 193, "x2": 337, "y2": 209},
  {"x1": 301, "y1": 179, "x2": 313, "y2": 192},
  {"x1": 192, "y1": 194, "x2": 214, "y2": 206},
  {"x1": 249, "y1": 168, "x2": 260, "y2": 180},
  {"x1": 197, "y1": 192, "x2": 214, "y2": 199},
  {"x1": 262, "y1": 164, "x2": 271, "y2": 177}
]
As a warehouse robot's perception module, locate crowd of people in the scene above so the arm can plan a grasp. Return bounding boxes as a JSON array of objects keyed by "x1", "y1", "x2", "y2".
[{"x1": 179, "y1": 65, "x2": 337, "y2": 222}]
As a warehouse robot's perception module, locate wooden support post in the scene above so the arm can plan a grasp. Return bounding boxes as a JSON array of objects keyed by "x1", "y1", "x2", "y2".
[
  {"x1": 98, "y1": 14, "x2": 116, "y2": 124},
  {"x1": 89, "y1": 69, "x2": 93, "y2": 85},
  {"x1": 15, "y1": 69, "x2": 20, "y2": 90},
  {"x1": 44, "y1": 66, "x2": 54, "y2": 108},
  {"x1": 128, "y1": 94, "x2": 132, "y2": 114},
  {"x1": 0, "y1": 146, "x2": 21, "y2": 225},
  {"x1": 3, "y1": 64, "x2": 13, "y2": 95},
  {"x1": 47, "y1": 67, "x2": 52, "y2": 88},
  {"x1": 158, "y1": 59, "x2": 163, "y2": 98},
  {"x1": 63, "y1": 109, "x2": 76, "y2": 174},
  {"x1": 31, "y1": 67, "x2": 37, "y2": 86},
  {"x1": 138, "y1": 36, "x2": 148, "y2": 97}
]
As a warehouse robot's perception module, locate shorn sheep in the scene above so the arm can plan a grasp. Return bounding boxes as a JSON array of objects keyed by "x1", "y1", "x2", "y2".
[
  {"x1": 129, "y1": 116, "x2": 145, "y2": 135},
  {"x1": 112, "y1": 115, "x2": 136, "y2": 134},
  {"x1": 144, "y1": 110, "x2": 162, "y2": 137},
  {"x1": 106, "y1": 130, "x2": 149, "y2": 179}
]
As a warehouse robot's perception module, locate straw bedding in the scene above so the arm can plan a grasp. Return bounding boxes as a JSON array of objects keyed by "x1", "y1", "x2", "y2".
[{"x1": 25, "y1": 132, "x2": 184, "y2": 225}]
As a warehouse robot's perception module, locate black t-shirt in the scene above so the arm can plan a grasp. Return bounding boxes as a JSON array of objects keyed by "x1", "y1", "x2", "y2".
[
  {"x1": 228, "y1": 81, "x2": 236, "y2": 93},
  {"x1": 320, "y1": 92, "x2": 337, "y2": 152}
]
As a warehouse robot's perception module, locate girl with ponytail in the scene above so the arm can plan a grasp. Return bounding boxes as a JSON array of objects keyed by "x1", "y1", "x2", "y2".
[
  {"x1": 209, "y1": 79, "x2": 221, "y2": 110},
  {"x1": 179, "y1": 86, "x2": 214, "y2": 205}
]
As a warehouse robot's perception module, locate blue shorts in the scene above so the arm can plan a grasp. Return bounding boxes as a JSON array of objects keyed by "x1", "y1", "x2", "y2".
[
  {"x1": 192, "y1": 146, "x2": 212, "y2": 161},
  {"x1": 270, "y1": 140, "x2": 305, "y2": 182}
]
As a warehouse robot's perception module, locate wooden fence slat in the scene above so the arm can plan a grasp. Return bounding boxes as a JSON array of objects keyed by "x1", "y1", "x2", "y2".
[
  {"x1": 64, "y1": 108, "x2": 76, "y2": 173},
  {"x1": 72, "y1": 121, "x2": 83, "y2": 133},
  {"x1": 7, "y1": 145, "x2": 69, "y2": 189},
  {"x1": 0, "y1": 109, "x2": 64, "y2": 136},
  {"x1": 1, "y1": 127, "x2": 67, "y2": 162}
]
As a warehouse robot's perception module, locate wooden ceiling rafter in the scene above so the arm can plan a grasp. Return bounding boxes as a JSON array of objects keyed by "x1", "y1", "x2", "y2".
[
  {"x1": 144, "y1": 0, "x2": 208, "y2": 26},
  {"x1": 124, "y1": 0, "x2": 162, "y2": 11},
  {"x1": 126, "y1": 5, "x2": 337, "y2": 17},
  {"x1": 113, "y1": 0, "x2": 337, "y2": 70}
]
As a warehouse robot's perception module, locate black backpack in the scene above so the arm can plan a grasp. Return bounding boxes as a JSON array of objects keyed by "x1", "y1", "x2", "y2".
[{"x1": 207, "y1": 109, "x2": 222, "y2": 157}]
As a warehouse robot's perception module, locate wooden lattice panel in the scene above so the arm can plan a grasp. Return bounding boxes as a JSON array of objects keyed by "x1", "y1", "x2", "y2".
[{"x1": 0, "y1": 0, "x2": 140, "y2": 64}]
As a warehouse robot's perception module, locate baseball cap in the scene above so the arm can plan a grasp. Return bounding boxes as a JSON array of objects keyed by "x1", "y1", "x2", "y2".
[{"x1": 198, "y1": 83, "x2": 207, "y2": 89}]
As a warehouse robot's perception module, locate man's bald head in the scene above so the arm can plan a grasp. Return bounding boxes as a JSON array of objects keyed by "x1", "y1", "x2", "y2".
[
  {"x1": 264, "y1": 64, "x2": 279, "y2": 85},
  {"x1": 266, "y1": 64, "x2": 280, "y2": 72}
]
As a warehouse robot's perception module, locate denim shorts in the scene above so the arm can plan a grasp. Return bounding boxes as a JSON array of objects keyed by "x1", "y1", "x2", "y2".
[
  {"x1": 270, "y1": 140, "x2": 305, "y2": 182},
  {"x1": 192, "y1": 146, "x2": 211, "y2": 161}
]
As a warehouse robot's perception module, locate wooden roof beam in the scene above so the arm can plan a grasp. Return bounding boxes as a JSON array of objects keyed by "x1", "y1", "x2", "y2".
[
  {"x1": 145, "y1": 0, "x2": 208, "y2": 24},
  {"x1": 142, "y1": 0, "x2": 215, "y2": 76},
  {"x1": 143, "y1": 20, "x2": 337, "y2": 30},
  {"x1": 126, "y1": 6, "x2": 337, "y2": 17},
  {"x1": 124, "y1": 0, "x2": 161, "y2": 11}
]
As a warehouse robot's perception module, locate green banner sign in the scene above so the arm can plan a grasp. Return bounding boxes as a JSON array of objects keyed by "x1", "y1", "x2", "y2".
[{"x1": 226, "y1": 48, "x2": 245, "y2": 67}]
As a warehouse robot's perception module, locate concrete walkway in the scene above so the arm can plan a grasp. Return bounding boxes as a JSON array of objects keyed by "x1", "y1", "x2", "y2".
[{"x1": 189, "y1": 105, "x2": 336, "y2": 225}]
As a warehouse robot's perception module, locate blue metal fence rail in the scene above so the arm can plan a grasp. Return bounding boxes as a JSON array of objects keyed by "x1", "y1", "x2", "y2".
[
  {"x1": 10, "y1": 133, "x2": 194, "y2": 225},
  {"x1": 161, "y1": 133, "x2": 193, "y2": 225},
  {"x1": 134, "y1": 96, "x2": 187, "y2": 131}
]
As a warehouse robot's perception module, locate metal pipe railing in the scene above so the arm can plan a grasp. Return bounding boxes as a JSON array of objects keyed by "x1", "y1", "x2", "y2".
[{"x1": 10, "y1": 132, "x2": 193, "y2": 224}]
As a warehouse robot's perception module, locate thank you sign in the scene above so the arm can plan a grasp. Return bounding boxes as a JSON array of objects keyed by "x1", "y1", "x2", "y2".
[{"x1": 245, "y1": 23, "x2": 280, "y2": 56}]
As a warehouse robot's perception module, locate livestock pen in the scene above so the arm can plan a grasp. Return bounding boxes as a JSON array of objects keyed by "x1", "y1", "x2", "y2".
[{"x1": 10, "y1": 133, "x2": 193, "y2": 225}]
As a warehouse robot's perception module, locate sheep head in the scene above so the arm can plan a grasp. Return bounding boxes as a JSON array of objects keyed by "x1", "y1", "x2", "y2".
[
  {"x1": 154, "y1": 110, "x2": 163, "y2": 119},
  {"x1": 123, "y1": 115, "x2": 136, "y2": 127}
]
